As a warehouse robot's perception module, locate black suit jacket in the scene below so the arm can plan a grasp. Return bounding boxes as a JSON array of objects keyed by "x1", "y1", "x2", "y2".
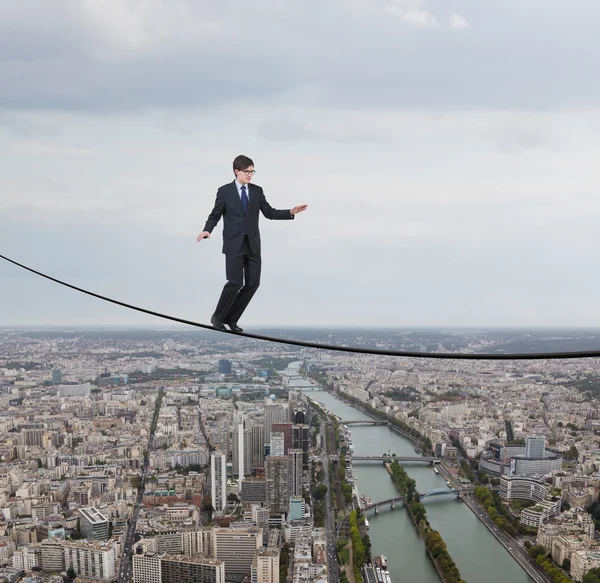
[{"x1": 203, "y1": 181, "x2": 294, "y2": 255}]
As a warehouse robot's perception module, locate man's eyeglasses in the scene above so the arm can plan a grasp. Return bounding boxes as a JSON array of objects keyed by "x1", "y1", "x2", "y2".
[{"x1": 240, "y1": 169, "x2": 256, "y2": 175}]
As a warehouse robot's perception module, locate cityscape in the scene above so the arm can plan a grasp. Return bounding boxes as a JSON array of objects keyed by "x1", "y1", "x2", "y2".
[{"x1": 1, "y1": 327, "x2": 600, "y2": 583}]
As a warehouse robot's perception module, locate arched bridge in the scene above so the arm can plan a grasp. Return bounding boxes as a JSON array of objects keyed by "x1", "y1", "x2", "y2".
[
  {"x1": 420, "y1": 488, "x2": 462, "y2": 499},
  {"x1": 336, "y1": 489, "x2": 467, "y2": 536},
  {"x1": 340, "y1": 420, "x2": 389, "y2": 426},
  {"x1": 351, "y1": 456, "x2": 439, "y2": 463},
  {"x1": 360, "y1": 489, "x2": 465, "y2": 514},
  {"x1": 361, "y1": 497, "x2": 405, "y2": 513}
]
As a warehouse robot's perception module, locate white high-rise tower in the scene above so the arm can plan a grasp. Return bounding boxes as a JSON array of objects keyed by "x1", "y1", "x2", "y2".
[
  {"x1": 235, "y1": 413, "x2": 245, "y2": 491},
  {"x1": 211, "y1": 451, "x2": 227, "y2": 515}
]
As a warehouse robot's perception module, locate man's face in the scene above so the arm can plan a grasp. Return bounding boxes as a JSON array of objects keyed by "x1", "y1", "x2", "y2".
[{"x1": 235, "y1": 166, "x2": 255, "y2": 185}]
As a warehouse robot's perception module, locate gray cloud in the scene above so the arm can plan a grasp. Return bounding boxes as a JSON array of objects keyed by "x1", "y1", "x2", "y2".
[
  {"x1": 0, "y1": 109, "x2": 58, "y2": 136},
  {"x1": 1, "y1": 1, "x2": 600, "y2": 112},
  {"x1": 259, "y1": 117, "x2": 392, "y2": 143}
]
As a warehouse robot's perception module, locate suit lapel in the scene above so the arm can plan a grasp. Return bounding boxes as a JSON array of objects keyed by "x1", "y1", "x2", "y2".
[
  {"x1": 230, "y1": 181, "x2": 244, "y2": 213},
  {"x1": 247, "y1": 183, "x2": 258, "y2": 216}
]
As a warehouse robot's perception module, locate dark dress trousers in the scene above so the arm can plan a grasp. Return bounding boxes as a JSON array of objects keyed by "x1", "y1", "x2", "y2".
[{"x1": 203, "y1": 181, "x2": 294, "y2": 323}]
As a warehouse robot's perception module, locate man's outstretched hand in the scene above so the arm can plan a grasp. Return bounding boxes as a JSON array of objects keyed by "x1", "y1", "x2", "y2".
[
  {"x1": 196, "y1": 231, "x2": 210, "y2": 242},
  {"x1": 291, "y1": 204, "x2": 308, "y2": 216}
]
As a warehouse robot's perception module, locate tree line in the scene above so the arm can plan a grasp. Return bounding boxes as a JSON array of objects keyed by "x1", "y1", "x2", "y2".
[{"x1": 389, "y1": 461, "x2": 465, "y2": 583}]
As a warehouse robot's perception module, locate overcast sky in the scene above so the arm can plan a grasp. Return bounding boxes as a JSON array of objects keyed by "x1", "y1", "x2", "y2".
[{"x1": 1, "y1": 0, "x2": 600, "y2": 329}]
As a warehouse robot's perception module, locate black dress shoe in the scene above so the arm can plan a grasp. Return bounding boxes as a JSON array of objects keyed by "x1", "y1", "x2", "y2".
[
  {"x1": 225, "y1": 321, "x2": 243, "y2": 333},
  {"x1": 210, "y1": 316, "x2": 227, "y2": 331}
]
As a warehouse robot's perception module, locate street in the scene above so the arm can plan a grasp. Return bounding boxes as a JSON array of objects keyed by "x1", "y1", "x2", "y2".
[
  {"x1": 117, "y1": 419, "x2": 156, "y2": 583},
  {"x1": 321, "y1": 420, "x2": 340, "y2": 583}
]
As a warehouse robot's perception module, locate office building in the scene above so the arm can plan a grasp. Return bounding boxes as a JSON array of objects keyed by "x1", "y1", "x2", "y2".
[
  {"x1": 264, "y1": 403, "x2": 288, "y2": 441},
  {"x1": 213, "y1": 526, "x2": 262, "y2": 576},
  {"x1": 289, "y1": 497, "x2": 305, "y2": 521},
  {"x1": 270, "y1": 433, "x2": 285, "y2": 457},
  {"x1": 161, "y1": 554, "x2": 225, "y2": 583},
  {"x1": 218, "y1": 360, "x2": 232, "y2": 374},
  {"x1": 288, "y1": 449, "x2": 303, "y2": 497},
  {"x1": 292, "y1": 424, "x2": 310, "y2": 471},
  {"x1": 240, "y1": 478, "x2": 267, "y2": 505},
  {"x1": 232, "y1": 415, "x2": 253, "y2": 483},
  {"x1": 79, "y1": 507, "x2": 109, "y2": 541},
  {"x1": 293, "y1": 410, "x2": 306, "y2": 425},
  {"x1": 251, "y1": 547, "x2": 280, "y2": 583},
  {"x1": 265, "y1": 456, "x2": 290, "y2": 514},
  {"x1": 41, "y1": 540, "x2": 64, "y2": 572},
  {"x1": 215, "y1": 415, "x2": 230, "y2": 460},
  {"x1": 251, "y1": 505, "x2": 270, "y2": 543},
  {"x1": 133, "y1": 551, "x2": 162, "y2": 583},
  {"x1": 251, "y1": 424, "x2": 265, "y2": 470},
  {"x1": 271, "y1": 423, "x2": 293, "y2": 455},
  {"x1": 40, "y1": 540, "x2": 116, "y2": 580},
  {"x1": 63, "y1": 540, "x2": 117, "y2": 580},
  {"x1": 526, "y1": 436, "x2": 546, "y2": 459},
  {"x1": 182, "y1": 529, "x2": 213, "y2": 557},
  {"x1": 133, "y1": 552, "x2": 225, "y2": 583}
]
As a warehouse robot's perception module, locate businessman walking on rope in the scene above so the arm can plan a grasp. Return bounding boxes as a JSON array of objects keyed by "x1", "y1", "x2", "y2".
[{"x1": 197, "y1": 155, "x2": 308, "y2": 332}]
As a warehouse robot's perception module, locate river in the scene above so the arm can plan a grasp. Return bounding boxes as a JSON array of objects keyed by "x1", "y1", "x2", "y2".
[{"x1": 283, "y1": 364, "x2": 534, "y2": 583}]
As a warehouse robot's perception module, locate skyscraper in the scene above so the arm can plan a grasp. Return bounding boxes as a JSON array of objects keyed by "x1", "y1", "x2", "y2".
[
  {"x1": 251, "y1": 424, "x2": 265, "y2": 470},
  {"x1": 265, "y1": 456, "x2": 290, "y2": 514},
  {"x1": 505, "y1": 419, "x2": 514, "y2": 443},
  {"x1": 288, "y1": 449, "x2": 303, "y2": 498},
  {"x1": 270, "y1": 433, "x2": 285, "y2": 457},
  {"x1": 271, "y1": 423, "x2": 293, "y2": 455},
  {"x1": 211, "y1": 451, "x2": 227, "y2": 516},
  {"x1": 232, "y1": 415, "x2": 252, "y2": 487},
  {"x1": 292, "y1": 424, "x2": 310, "y2": 471},
  {"x1": 215, "y1": 414, "x2": 231, "y2": 460},
  {"x1": 264, "y1": 402, "x2": 288, "y2": 441},
  {"x1": 293, "y1": 410, "x2": 306, "y2": 425},
  {"x1": 238, "y1": 417, "x2": 245, "y2": 482}
]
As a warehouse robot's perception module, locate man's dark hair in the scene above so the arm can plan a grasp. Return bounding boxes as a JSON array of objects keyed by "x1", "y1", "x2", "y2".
[{"x1": 233, "y1": 155, "x2": 254, "y2": 173}]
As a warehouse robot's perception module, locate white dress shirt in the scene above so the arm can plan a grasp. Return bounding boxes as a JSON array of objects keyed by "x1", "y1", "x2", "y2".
[{"x1": 235, "y1": 180, "x2": 249, "y2": 202}]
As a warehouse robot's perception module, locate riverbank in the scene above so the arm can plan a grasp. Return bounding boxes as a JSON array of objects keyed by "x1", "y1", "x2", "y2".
[
  {"x1": 298, "y1": 378, "x2": 536, "y2": 583},
  {"x1": 318, "y1": 386, "x2": 544, "y2": 582},
  {"x1": 387, "y1": 460, "x2": 464, "y2": 583},
  {"x1": 434, "y1": 448, "x2": 549, "y2": 582},
  {"x1": 461, "y1": 494, "x2": 551, "y2": 583}
]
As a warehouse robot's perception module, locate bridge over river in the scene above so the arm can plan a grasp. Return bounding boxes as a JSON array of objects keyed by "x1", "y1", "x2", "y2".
[
  {"x1": 350, "y1": 455, "x2": 440, "y2": 464},
  {"x1": 335, "y1": 488, "x2": 474, "y2": 538},
  {"x1": 340, "y1": 419, "x2": 389, "y2": 426},
  {"x1": 360, "y1": 488, "x2": 473, "y2": 513}
]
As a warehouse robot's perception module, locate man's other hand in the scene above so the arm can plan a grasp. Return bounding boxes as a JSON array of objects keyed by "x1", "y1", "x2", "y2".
[
  {"x1": 196, "y1": 231, "x2": 211, "y2": 242},
  {"x1": 291, "y1": 205, "x2": 308, "y2": 216}
]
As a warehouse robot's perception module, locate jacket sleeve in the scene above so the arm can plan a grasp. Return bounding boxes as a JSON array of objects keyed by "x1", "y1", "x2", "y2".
[
  {"x1": 203, "y1": 189, "x2": 226, "y2": 232},
  {"x1": 259, "y1": 188, "x2": 294, "y2": 220}
]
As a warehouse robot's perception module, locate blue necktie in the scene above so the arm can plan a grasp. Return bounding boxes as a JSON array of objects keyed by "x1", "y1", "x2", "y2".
[{"x1": 241, "y1": 185, "x2": 248, "y2": 214}]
